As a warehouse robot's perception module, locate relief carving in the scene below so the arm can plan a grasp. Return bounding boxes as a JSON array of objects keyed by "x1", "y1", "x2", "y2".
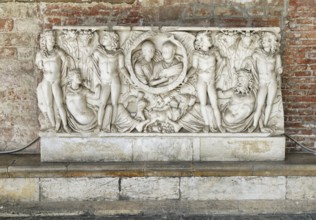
[{"x1": 36, "y1": 27, "x2": 284, "y2": 134}]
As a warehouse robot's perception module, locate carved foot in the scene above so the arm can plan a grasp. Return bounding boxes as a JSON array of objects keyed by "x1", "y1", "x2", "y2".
[
  {"x1": 261, "y1": 126, "x2": 274, "y2": 133},
  {"x1": 203, "y1": 125, "x2": 210, "y2": 133},
  {"x1": 94, "y1": 125, "x2": 102, "y2": 133},
  {"x1": 111, "y1": 125, "x2": 118, "y2": 133},
  {"x1": 63, "y1": 125, "x2": 71, "y2": 134},
  {"x1": 218, "y1": 126, "x2": 226, "y2": 133},
  {"x1": 247, "y1": 125, "x2": 257, "y2": 133}
]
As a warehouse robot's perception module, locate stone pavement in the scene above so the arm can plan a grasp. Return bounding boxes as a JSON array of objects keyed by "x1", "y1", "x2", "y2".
[{"x1": 1, "y1": 213, "x2": 316, "y2": 219}]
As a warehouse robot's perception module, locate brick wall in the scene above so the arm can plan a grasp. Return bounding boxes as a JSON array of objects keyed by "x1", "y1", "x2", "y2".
[{"x1": 0, "y1": 0, "x2": 314, "y2": 153}]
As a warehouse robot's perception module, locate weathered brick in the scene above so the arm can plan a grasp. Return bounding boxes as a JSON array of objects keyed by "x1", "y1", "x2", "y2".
[
  {"x1": 0, "y1": 47, "x2": 16, "y2": 59},
  {"x1": 0, "y1": 4, "x2": 38, "y2": 19},
  {"x1": 13, "y1": 19, "x2": 40, "y2": 33},
  {"x1": 194, "y1": 4, "x2": 213, "y2": 17},
  {"x1": 0, "y1": 19, "x2": 14, "y2": 32},
  {"x1": 140, "y1": 0, "x2": 163, "y2": 7},
  {"x1": 215, "y1": 6, "x2": 243, "y2": 17},
  {"x1": 217, "y1": 17, "x2": 249, "y2": 27},
  {"x1": 159, "y1": 5, "x2": 184, "y2": 21},
  {"x1": 0, "y1": 33, "x2": 34, "y2": 47}
]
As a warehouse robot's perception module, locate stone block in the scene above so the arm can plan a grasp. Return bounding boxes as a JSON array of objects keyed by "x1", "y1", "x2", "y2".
[
  {"x1": 286, "y1": 177, "x2": 316, "y2": 200},
  {"x1": 0, "y1": 33, "x2": 34, "y2": 47},
  {"x1": 200, "y1": 136, "x2": 285, "y2": 161},
  {"x1": 41, "y1": 136, "x2": 133, "y2": 162},
  {"x1": 14, "y1": 19, "x2": 40, "y2": 34},
  {"x1": 133, "y1": 137, "x2": 193, "y2": 161},
  {"x1": 180, "y1": 176, "x2": 286, "y2": 200},
  {"x1": 0, "y1": 47, "x2": 16, "y2": 59},
  {"x1": 17, "y1": 47, "x2": 35, "y2": 61},
  {"x1": 0, "y1": 19, "x2": 14, "y2": 32},
  {"x1": 0, "y1": 4, "x2": 38, "y2": 19},
  {"x1": 0, "y1": 178, "x2": 39, "y2": 202},
  {"x1": 121, "y1": 177, "x2": 179, "y2": 200},
  {"x1": 40, "y1": 177, "x2": 119, "y2": 201}
]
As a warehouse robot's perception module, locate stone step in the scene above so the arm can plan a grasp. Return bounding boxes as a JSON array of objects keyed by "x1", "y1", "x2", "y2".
[
  {"x1": 1, "y1": 153, "x2": 316, "y2": 216},
  {"x1": 0, "y1": 153, "x2": 316, "y2": 178}
]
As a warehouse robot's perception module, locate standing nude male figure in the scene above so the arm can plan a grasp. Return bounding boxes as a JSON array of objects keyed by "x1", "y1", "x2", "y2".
[
  {"x1": 93, "y1": 31, "x2": 130, "y2": 132},
  {"x1": 187, "y1": 32, "x2": 225, "y2": 133},
  {"x1": 36, "y1": 30, "x2": 72, "y2": 133},
  {"x1": 247, "y1": 31, "x2": 282, "y2": 132}
]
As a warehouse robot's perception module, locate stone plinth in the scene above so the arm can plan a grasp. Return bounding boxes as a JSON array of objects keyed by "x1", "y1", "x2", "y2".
[{"x1": 40, "y1": 133, "x2": 285, "y2": 162}]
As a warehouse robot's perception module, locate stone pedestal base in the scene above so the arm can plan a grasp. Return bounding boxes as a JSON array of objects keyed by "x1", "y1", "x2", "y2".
[{"x1": 40, "y1": 133, "x2": 285, "y2": 162}]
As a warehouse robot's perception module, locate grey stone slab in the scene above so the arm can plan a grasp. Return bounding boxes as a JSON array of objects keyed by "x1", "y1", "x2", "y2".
[
  {"x1": 41, "y1": 137, "x2": 133, "y2": 162},
  {"x1": 40, "y1": 178, "x2": 119, "y2": 201},
  {"x1": 200, "y1": 137, "x2": 285, "y2": 161},
  {"x1": 0, "y1": 178, "x2": 39, "y2": 202},
  {"x1": 133, "y1": 137, "x2": 193, "y2": 161},
  {"x1": 287, "y1": 177, "x2": 316, "y2": 200},
  {"x1": 121, "y1": 177, "x2": 180, "y2": 200},
  {"x1": 180, "y1": 176, "x2": 286, "y2": 200}
]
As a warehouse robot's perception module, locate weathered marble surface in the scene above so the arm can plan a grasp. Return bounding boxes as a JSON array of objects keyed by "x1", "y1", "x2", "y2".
[
  {"x1": 180, "y1": 176, "x2": 286, "y2": 200},
  {"x1": 40, "y1": 178, "x2": 119, "y2": 201},
  {"x1": 40, "y1": 133, "x2": 285, "y2": 162},
  {"x1": 286, "y1": 177, "x2": 316, "y2": 200},
  {"x1": 36, "y1": 26, "x2": 284, "y2": 135},
  {"x1": 0, "y1": 178, "x2": 39, "y2": 202},
  {"x1": 36, "y1": 26, "x2": 285, "y2": 162},
  {"x1": 121, "y1": 177, "x2": 180, "y2": 200}
]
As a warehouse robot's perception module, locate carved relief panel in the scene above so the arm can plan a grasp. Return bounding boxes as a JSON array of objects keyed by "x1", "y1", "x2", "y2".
[{"x1": 36, "y1": 27, "x2": 284, "y2": 134}]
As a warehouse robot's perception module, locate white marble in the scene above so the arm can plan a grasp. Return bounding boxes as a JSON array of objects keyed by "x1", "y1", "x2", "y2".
[
  {"x1": 121, "y1": 177, "x2": 180, "y2": 200},
  {"x1": 36, "y1": 26, "x2": 285, "y2": 162},
  {"x1": 181, "y1": 177, "x2": 286, "y2": 200},
  {"x1": 40, "y1": 178, "x2": 119, "y2": 201},
  {"x1": 41, "y1": 137, "x2": 133, "y2": 162},
  {"x1": 40, "y1": 134, "x2": 285, "y2": 162},
  {"x1": 36, "y1": 26, "x2": 284, "y2": 135},
  {"x1": 200, "y1": 137, "x2": 285, "y2": 161},
  {"x1": 133, "y1": 137, "x2": 193, "y2": 161}
]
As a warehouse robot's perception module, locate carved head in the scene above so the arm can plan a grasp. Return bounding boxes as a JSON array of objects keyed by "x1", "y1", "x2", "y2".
[
  {"x1": 100, "y1": 31, "x2": 119, "y2": 50},
  {"x1": 161, "y1": 41, "x2": 176, "y2": 62},
  {"x1": 260, "y1": 31, "x2": 279, "y2": 53},
  {"x1": 240, "y1": 31, "x2": 253, "y2": 48},
  {"x1": 141, "y1": 40, "x2": 155, "y2": 61},
  {"x1": 194, "y1": 32, "x2": 212, "y2": 51},
  {"x1": 79, "y1": 30, "x2": 93, "y2": 46},
  {"x1": 68, "y1": 69, "x2": 82, "y2": 85},
  {"x1": 40, "y1": 30, "x2": 56, "y2": 52},
  {"x1": 64, "y1": 29, "x2": 78, "y2": 40},
  {"x1": 235, "y1": 69, "x2": 254, "y2": 95}
]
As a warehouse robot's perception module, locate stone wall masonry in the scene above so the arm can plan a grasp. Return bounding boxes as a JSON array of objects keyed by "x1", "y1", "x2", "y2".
[
  {"x1": 0, "y1": 0, "x2": 315, "y2": 153},
  {"x1": 2, "y1": 176, "x2": 316, "y2": 203}
]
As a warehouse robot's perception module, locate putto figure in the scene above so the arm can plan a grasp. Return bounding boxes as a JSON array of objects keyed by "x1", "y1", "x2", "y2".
[
  {"x1": 245, "y1": 31, "x2": 282, "y2": 132},
  {"x1": 36, "y1": 30, "x2": 73, "y2": 133},
  {"x1": 92, "y1": 31, "x2": 131, "y2": 132},
  {"x1": 187, "y1": 32, "x2": 225, "y2": 133}
]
